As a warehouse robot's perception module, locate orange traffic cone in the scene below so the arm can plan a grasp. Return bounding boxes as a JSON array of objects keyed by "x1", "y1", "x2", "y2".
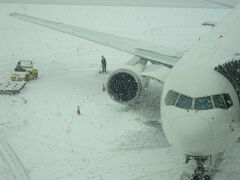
[
  {"x1": 102, "y1": 83, "x2": 106, "y2": 92},
  {"x1": 77, "y1": 106, "x2": 80, "y2": 115}
]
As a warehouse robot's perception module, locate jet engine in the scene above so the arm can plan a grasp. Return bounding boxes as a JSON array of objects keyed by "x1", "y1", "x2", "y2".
[{"x1": 106, "y1": 56, "x2": 149, "y2": 104}]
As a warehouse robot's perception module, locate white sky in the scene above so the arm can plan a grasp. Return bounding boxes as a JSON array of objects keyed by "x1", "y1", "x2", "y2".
[{"x1": 0, "y1": 0, "x2": 239, "y2": 8}]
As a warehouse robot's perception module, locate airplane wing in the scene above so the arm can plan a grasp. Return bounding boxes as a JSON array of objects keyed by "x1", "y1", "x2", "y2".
[
  {"x1": 2, "y1": 0, "x2": 240, "y2": 8},
  {"x1": 10, "y1": 12, "x2": 184, "y2": 68}
]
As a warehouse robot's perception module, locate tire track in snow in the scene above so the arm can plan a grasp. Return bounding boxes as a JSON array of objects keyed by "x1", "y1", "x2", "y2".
[
  {"x1": 0, "y1": 96, "x2": 28, "y2": 106},
  {"x1": 0, "y1": 140, "x2": 30, "y2": 180},
  {"x1": 0, "y1": 96, "x2": 28, "y2": 139},
  {"x1": 130, "y1": 166, "x2": 184, "y2": 180},
  {"x1": 113, "y1": 124, "x2": 169, "y2": 152}
]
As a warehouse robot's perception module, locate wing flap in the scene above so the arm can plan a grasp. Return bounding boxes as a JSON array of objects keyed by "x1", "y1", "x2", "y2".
[
  {"x1": 10, "y1": 12, "x2": 183, "y2": 67},
  {"x1": 135, "y1": 48, "x2": 181, "y2": 68}
]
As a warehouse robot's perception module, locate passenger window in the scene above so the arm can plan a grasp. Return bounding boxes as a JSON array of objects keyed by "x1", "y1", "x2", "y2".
[
  {"x1": 165, "y1": 90, "x2": 179, "y2": 105},
  {"x1": 195, "y1": 96, "x2": 213, "y2": 110},
  {"x1": 223, "y1": 94, "x2": 233, "y2": 108},
  {"x1": 176, "y1": 95, "x2": 193, "y2": 110},
  {"x1": 213, "y1": 95, "x2": 226, "y2": 109}
]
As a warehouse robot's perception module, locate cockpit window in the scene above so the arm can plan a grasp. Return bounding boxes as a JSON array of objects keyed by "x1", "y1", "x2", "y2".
[
  {"x1": 194, "y1": 96, "x2": 213, "y2": 110},
  {"x1": 176, "y1": 95, "x2": 193, "y2": 110},
  {"x1": 165, "y1": 90, "x2": 179, "y2": 105},
  {"x1": 223, "y1": 94, "x2": 233, "y2": 108},
  {"x1": 164, "y1": 90, "x2": 233, "y2": 111},
  {"x1": 212, "y1": 95, "x2": 225, "y2": 109}
]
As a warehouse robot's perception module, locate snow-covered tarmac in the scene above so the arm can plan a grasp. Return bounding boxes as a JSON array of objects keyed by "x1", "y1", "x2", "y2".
[{"x1": 0, "y1": 3, "x2": 240, "y2": 180}]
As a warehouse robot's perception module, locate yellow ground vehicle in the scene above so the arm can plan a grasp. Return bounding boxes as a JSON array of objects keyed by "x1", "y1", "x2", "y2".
[
  {"x1": 11, "y1": 60, "x2": 38, "y2": 81},
  {"x1": 11, "y1": 71, "x2": 31, "y2": 81}
]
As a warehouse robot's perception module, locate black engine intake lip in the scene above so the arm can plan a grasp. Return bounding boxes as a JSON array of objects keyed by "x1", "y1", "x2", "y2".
[{"x1": 107, "y1": 69, "x2": 142, "y2": 104}]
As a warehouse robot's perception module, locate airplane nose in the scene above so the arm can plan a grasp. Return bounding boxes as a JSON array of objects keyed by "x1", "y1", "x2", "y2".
[{"x1": 165, "y1": 115, "x2": 213, "y2": 155}]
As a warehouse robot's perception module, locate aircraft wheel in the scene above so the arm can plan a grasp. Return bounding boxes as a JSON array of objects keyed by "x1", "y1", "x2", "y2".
[
  {"x1": 192, "y1": 175, "x2": 200, "y2": 180},
  {"x1": 203, "y1": 175, "x2": 210, "y2": 180}
]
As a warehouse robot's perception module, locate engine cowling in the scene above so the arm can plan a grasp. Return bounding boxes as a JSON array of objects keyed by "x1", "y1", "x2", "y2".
[{"x1": 106, "y1": 57, "x2": 148, "y2": 104}]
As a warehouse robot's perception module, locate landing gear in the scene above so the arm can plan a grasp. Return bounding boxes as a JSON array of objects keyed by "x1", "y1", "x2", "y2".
[
  {"x1": 193, "y1": 165, "x2": 204, "y2": 179},
  {"x1": 191, "y1": 174, "x2": 210, "y2": 180},
  {"x1": 192, "y1": 157, "x2": 206, "y2": 180},
  {"x1": 181, "y1": 152, "x2": 224, "y2": 180},
  {"x1": 203, "y1": 175, "x2": 210, "y2": 180},
  {"x1": 184, "y1": 155, "x2": 212, "y2": 180},
  {"x1": 191, "y1": 175, "x2": 210, "y2": 180}
]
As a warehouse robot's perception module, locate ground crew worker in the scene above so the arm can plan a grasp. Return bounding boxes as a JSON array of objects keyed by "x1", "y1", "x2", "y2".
[
  {"x1": 15, "y1": 61, "x2": 25, "y2": 72},
  {"x1": 101, "y1": 55, "x2": 107, "y2": 73},
  {"x1": 102, "y1": 83, "x2": 106, "y2": 92},
  {"x1": 77, "y1": 106, "x2": 80, "y2": 115}
]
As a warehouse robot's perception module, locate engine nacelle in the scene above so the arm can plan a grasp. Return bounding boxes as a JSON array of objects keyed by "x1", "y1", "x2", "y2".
[{"x1": 106, "y1": 56, "x2": 148, "y2": 104}]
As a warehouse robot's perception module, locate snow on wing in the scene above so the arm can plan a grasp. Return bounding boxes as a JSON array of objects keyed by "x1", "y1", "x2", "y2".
[{"x1": 10, "y1": 12, "x2": 183, "y2": 67}]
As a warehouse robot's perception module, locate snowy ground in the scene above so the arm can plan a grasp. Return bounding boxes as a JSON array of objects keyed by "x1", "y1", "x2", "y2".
[{"x1": 0, "y1": 3, "x2": 240, "y2": 180}]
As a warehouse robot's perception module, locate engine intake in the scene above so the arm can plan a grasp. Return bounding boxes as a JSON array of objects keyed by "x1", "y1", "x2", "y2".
[
  {"x1": 106, "y1": 54, "x2": 149, "y2": 104},
  {"x1": 107, "y1": 69, "x2": 142, "y2": 103}
]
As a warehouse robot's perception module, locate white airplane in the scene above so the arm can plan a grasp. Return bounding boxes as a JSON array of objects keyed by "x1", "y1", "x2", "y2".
[{"x1": 9, "y1": 0, "x2": 240, "y2": 179}]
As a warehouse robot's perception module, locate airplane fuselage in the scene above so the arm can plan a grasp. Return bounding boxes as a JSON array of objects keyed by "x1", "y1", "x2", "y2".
[{"x1": 161, "y1": 3, "x2": 240, "y2": 156}]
